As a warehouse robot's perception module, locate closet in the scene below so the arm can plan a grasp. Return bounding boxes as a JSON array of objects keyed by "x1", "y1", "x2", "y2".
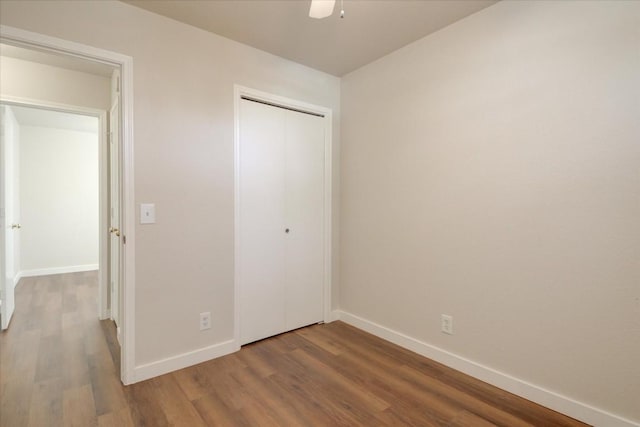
[{"x1": 238, "y1": 97, "x2": 326, "y2": 345}]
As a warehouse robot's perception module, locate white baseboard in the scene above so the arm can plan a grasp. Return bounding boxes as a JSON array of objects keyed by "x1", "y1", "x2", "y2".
[
  {"x1": 134, "y1": 339, "x2": 240, "y2": 383},
  {"x1": 13, "y1": 271, "x2": 23, "y2": 287},
  {"x1": 327, "y1": 310, "x2": 341, "y2": 322},
  {"x1": 337, "y1": 310, "x2": 639, "y2": 427},
  {"x1": 19, "y1": 264, "x2": 99, "y2": 278}
]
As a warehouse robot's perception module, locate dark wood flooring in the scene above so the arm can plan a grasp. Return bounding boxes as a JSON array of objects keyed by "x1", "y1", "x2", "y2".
[{"x1": 0, "y1": 272, "x2": 590, "y2": 426}]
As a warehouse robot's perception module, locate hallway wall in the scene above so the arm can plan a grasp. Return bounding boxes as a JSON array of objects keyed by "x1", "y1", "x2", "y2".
[{"x1": 19, "y1": 122, "x2": 99, "y2": 275}]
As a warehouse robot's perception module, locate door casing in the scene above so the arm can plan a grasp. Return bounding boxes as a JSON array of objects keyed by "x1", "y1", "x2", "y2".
[
  {"x1": 109, "y1": 97, "x2": 120, "y2": 331},
  {"x1": 0, "y1": 24, "x2": 136, "y2": 385}
]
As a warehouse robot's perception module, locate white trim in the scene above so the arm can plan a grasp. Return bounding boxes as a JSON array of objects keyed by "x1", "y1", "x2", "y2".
[
  {"x1": 134, "y1": 340, "x2": 239, "y2": 383},
  {"x1": 233, "y1": 85, "x2": 333, "y2": 345},
  {"x1": 19, "y1": 264, "x2": 99, "y2": 277},
  {"x1": 233, "y1": 88, "x2": 241, "y2": 346},
  {"x1": 98, "y1": 109, "x2": 109, "y2": 320},
  {"x1": 0, "y1": 24, "x2": 137, "y2": 385},
  {"x1": 120, "y1": 36, "x2": 136, "y2": 387},
  {"x1": 0, "y1": 96, "x2": 109, "y2": 320},
  {"x1": 322, "y1": 110, "x2": 333, "y2": 324},
  {"x1": 336, "y1": 310, "x2": 640, "y2": 427},
  {"x1": 0, "y1": 95, "x2": 105, "y2": 116},
  {"x1": 6, "y1": 271, "x2": 25, "y2": 325},
  {"x1": 328, "y1": 310, "x2": 341, "y2": 323}
]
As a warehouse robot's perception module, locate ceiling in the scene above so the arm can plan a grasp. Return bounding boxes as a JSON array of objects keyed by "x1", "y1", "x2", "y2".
[
  {"x1": 0, "y1": 43, "x2": 115, "y2": 77},
  {"x1": 9, "y1": 105, "x2": 99, "y2": 133},
  {"x1": 123, "y1": 0, "x2": 498, "y2": 76}
]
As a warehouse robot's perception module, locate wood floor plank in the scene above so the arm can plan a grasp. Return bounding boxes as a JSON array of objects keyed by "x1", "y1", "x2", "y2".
[
  {"x1": 288, "y1": 347, "x2": 391, "y2": 412},
  {"x1": 234, "y1": 342, "x2": 278, "y2": 378},
  {"x1": 96, "y1": 407, "x2": 135, "y2": 427},
  {"x1": 319, "y1": 321, "x2": 449, "y2": 378},
  {"x1": 61, "y1": 333, "x2": 91, "y2": 390},
  {"x1": 295, "y1": 325, "x2": 345, "y2": 355},
  {"x1": 0, "y1": 377, "x2": 33, "y2": 427},
  {"x1": 439, "y1": 367, "x2": 586, "y2": 427},
  {"x1": 0, "y1": 329, "x2": 40, "y2": 387},
  {"x1": 448, "y1": 410, "x2": 498, "y2": 427},
  {"x1": 34, "y1": 334, "x2": 64, "y2": 383},
  {"x1": 321, "y1": 354, "x2": 449, "y2": 427},
  {"x1": 124, "y1": 380, "x2": 171, "y2": 427},
  {"x1": 27, "y1": 377, "x2": 64, "y2": 427},
  {"x1": 297, "y1": 327, "x2": 461, "y2": 424},
  {"x1": 398, "y1": 364, "x2": 534, "y2": 427},
  {"x1": 172, "y1": 364, "x2": 216, "y2": 402},
  {"x1": 260, "y1": 374, "x2": 339, "y2": 426},
  {"x1": 147, "y1": 375, "x2": 208, "y2": 427},
  {"x1": 88, "y1": 353, "x2": 128, "y2": 416},
  {"x1": 100, "y1": 319, "x2": 122, "y2": 373},
  {"x1": 199, "y1": 367, "x2": 252, "y2": 412},
  {"x1": 265, "y1": 351, "x2": 389, "y2": 426},
  {"x1": 231, "y1": 366, "x2": 315, "y2": 426},
  {"x1": 0, "y1": 272, "x2": 591, "y2": 427},
  {"x1": 192, "y1": 392, "x2": 250, "y2": 427},
  {"x1": 233, "y1": 386, "x2": 285, "y2": 427},
  {"x1": 376, "y1": 407, "x2": 444, "y2": 427},
  {"x1": 62, "y1": 384, "x2": 98, "y2": 427}
]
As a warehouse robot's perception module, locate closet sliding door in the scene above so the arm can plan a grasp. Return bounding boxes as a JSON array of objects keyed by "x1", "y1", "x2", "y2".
[{"x1": 238, "y1": 98, "x2": 325, "y2": 345}]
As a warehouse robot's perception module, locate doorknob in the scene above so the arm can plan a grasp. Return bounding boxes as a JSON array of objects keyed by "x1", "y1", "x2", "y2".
[
  {"x1": 11, "y1": 224, "x2": 21, "y2": 229},
  {"x1": 110, "y1": 227, "x2": 120, "y2": 236}
]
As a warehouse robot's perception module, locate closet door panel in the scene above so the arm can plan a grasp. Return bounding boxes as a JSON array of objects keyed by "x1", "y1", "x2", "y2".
[
  {"x1": 284, "y1": 110, "x2": 325, "y2": 331},
  {"x1": 239, "y1": 100, "x2": 287, "y2": 345}
]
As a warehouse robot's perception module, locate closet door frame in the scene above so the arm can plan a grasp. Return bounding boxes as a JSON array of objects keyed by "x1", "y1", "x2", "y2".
[{"x1": 233, "y1": 85, "x2": 333, "y2": 345}]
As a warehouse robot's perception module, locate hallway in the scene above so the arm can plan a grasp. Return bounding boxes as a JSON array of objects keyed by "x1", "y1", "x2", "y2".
[{"x1": 0, "y1": 271, "x2": 126, "y2": 426}]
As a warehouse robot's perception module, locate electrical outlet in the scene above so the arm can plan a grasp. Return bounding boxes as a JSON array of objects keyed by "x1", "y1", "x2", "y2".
[
  {"x1": 441, "y1": 314, "x2": 453, "y2": 335},
  {"x1": 200, "y1": 312, "x2": 211, "y2": 331}
]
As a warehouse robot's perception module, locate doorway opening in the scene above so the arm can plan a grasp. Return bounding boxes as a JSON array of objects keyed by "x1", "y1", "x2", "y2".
[
  {"x1": 1, "y1": 102, "x2": 106, "y2": 317},
  {"x1": 0, "y1": 26, "x2": 135, "y2": 384}
]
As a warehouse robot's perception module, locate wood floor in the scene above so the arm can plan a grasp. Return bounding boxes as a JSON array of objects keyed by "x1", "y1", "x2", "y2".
[{"x1": 0, "y1": 272, "x2": 589, "y2": 427}]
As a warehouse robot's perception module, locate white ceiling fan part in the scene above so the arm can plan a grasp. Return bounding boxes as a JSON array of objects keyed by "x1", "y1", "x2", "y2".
[{"x1": 309, "y1": 0, "x2": 336, "y2": 19}]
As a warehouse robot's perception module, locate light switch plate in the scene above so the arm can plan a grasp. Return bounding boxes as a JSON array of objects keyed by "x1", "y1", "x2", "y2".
[{"x1": 140, "y1": 203, "x2": 155, "y2": 224}]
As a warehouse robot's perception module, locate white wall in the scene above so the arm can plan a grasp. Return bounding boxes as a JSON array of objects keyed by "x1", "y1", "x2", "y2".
[
  {"x1": 0, "y1": 56, "x2": 110, "y2": 110},
  {"x1": 19, "y1": 124, "x2": 99, "y2": 274},
  {"x1": 0, "y1": 1, "x2": 341, "y2": 368},
  {"x1": 341, "y1": 1, "x2": 640, "y2": 424}
]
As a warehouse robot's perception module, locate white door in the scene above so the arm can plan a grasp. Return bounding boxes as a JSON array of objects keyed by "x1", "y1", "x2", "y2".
[
  {"x1": 239, "y1": 98, "x2": 325, "y2": 345},
  {"x1": 282, "y1": 106, "x2": 325, "y2": 332},
  {"x1": 0, "y1": 105, "x2": 20, "y2": 330},
  {"x1": 109, "y1": 99, "x2": 121, "y2": 328}
]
